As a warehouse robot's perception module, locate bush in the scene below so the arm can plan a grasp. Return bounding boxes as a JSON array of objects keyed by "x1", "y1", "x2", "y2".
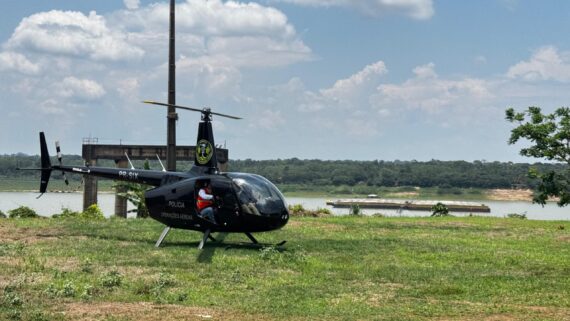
[
  {"x1": 52, "y1": 207, "x2": 81, "y2": 219},
  {"x1": 288, "y1": 204, "x2": 306, "y2": 216},
  {"x1": 80, "y1": 204, "x2": 105, "y2": 220},
  {"x1": 99, "y1": 270, "x2": 122, "y2": 288},
  {"x1": 431, "y1": 202, "x2": 451, "y2": 217},
  {"x1": 507, "y1": 212, "x2": 527, "y2": 219},
  {"x1": 288, "y1": 204, "x2": 332, "y2": 217},
  {"x1": 349, "y1": 204, "x2": 361, "y2": 216},
  {"x1": 8, "y1": 206, "x2": 38, "y2": 218},
  {"x1": 52, "y1": 205, "x2": 104, "y2": 220},
  {"x1": 0, "y1": 210, "x2": 6, "y2": 218},
  {"x1": 315, "y1": 207, "x2": 332, "y2": 215}
]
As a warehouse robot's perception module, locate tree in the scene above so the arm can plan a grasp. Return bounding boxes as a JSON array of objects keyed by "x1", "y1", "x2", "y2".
[
  {"x1": 114, "y1": 160, "x2": 151, "y2": 218},
  {"x1": 506, "y1": 106, "x2": 570, "y2": 206}
]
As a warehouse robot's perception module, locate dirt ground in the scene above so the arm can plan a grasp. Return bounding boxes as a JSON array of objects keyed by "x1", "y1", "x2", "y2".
[{"x1": 485, "y1": 189, "x2": 533, "y2": 201}]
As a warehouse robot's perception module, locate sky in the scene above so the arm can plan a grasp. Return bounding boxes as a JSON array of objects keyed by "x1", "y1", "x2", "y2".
[{"x1": 1, "y1": 0, "x2": 570, "y2": 162}]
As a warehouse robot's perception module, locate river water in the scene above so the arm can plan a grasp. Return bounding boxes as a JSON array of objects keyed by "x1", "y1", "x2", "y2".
[{"x1": 0, "y1": 192, "x2": 568, "y2": 220}]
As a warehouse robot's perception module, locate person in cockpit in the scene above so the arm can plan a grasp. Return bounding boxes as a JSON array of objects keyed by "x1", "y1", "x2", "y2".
[{"x1": 197, "y1": 181, "x2": 217, "y2": 224}]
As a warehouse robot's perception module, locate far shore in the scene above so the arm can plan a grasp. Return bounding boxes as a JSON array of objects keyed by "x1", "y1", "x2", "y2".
[{"x1": 1, "y1": 187, "x2": 538, "y2": 202}]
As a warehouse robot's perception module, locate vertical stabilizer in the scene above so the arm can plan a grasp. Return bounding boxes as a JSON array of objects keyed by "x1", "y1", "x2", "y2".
[
  {"x1": 195, "y1": 119, "x2": 218, "y2": 173},
  {"x1": 39, "y1": 132, "x2": 52, "y2": 193}
]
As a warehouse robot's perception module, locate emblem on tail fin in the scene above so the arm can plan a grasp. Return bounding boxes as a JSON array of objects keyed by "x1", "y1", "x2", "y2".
[{"x1": 196, "y1": 139, "x2": 213, "y2": 165}]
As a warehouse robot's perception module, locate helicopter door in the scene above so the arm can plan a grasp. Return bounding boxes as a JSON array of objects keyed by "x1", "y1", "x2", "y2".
[
  {"x1": 195, "y1": 180, "x2": 214, "y2": 213},
  {"x1": 209, "y1": 178, "x2": 240, "y2": 226}
]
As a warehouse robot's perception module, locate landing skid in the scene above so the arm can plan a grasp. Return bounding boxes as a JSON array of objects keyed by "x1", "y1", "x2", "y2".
[
  {"x1": 154, "y1": 226, "x2": 286, "y2": 250},
  {"x1": 201, "y1": 231, "x2": 287, "y2": 249},
  {"x1": 225, "y1": 239, "x2": 287, "y2": 250}
]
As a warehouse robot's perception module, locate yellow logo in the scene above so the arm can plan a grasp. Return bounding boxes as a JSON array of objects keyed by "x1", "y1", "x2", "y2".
[{"x1": 196, "y1": 139, "x2": 213, "y2": 165}]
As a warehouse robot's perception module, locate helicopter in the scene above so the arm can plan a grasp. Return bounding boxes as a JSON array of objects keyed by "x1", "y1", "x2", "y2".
[{"x1": 30, "y1": 101, "x2": 290, "y2": 249}]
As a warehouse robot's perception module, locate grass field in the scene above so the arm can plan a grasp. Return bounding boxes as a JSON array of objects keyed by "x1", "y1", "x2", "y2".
[{"x1": 1, "y1": 215, "x2": 569, "y2": 320}]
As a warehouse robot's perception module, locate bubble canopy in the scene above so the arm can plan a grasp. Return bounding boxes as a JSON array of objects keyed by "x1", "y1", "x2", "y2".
[{"x1": 227, "y1": 173, "x2": 288, "y2": 217}]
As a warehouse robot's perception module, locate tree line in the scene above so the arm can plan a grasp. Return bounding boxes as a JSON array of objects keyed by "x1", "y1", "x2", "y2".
[
  {"x1": 229, "y1": 159, "x2": 563, "y2": 189},
  {"x1": 1, "y1": 153, "x2": 564, "y2": 189}
]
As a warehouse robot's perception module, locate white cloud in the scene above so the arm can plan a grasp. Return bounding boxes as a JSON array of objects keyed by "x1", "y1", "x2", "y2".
[
  {"x1": 116, "y1": 77, "x2": 140, "y2": 98},
  {"x1": 0, "y1": 0, "x2": 312, "y2": 121},
  {"x1": 507, "y1": 46, "x2": 570, "y2": 82},
  {"x1": 374, "y1": 63, "x2": 492, "y2": 113},
  {"x1": 281, "y1": 60, "x2": 388, "y2": 112},
  {"x1": 124, "y1": 0, "x2": 140, "y2": 10},
  {"x1": 58, "y1": 77, "x2": 106, "y2": 100},
  {"x1": 6, "y1": 10, "x2": 144, "y2": 62},
  {"x1": 500, "y1": 0, "x2": 519, "y2": 11},
  {"x1": 111, "y1": 0, "x2": 311, "y2": 69},
  {"x1": 321, "y1": 61, "x2": 387, "y2": 105},
  {"x1": 345, "y1": 118, "x2": 379, "y2": 137},
  {"x1": 38, "y1": 98, "x2": 67, "y2": 115},
  {"x1": 474, "y1": 55, "x2": 487, "y2": 64},
  {"x1": 176, "y1": 57, "x2": 243, "y2": 99},
  {"x1": 0, "y1": 51, "x2": 40, "y2": 75},
  {"x1": 277, "y1": 0, "x2": 434, "y2": 19},
  {"x1": 255, "y1": 110, "x2": 285, "y2": 129}
]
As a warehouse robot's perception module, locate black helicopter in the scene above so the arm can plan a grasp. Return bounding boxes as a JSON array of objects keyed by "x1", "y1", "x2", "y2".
[{"x1": 31, "y1": 101, "x2": 289, "y2": 249}]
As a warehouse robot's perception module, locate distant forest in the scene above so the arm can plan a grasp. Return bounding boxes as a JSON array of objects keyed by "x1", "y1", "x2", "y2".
[{"x1": 1, "y1": 154, "x2": 565, "y2": 189}]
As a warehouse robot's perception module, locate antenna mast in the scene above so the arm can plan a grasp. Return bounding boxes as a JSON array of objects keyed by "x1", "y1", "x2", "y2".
[{"x1": 166, "y1": 0, "x2": 177, "y2": 171}]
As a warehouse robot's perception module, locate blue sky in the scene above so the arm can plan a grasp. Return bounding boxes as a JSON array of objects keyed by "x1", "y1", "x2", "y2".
[{"x1": 2, "y1": 0, "x2": 570, "y2": 162}]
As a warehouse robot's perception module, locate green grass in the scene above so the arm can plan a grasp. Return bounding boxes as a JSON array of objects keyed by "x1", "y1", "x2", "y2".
[{"x1": 1, "y1": 216, "x2": 569, "y2": 320}]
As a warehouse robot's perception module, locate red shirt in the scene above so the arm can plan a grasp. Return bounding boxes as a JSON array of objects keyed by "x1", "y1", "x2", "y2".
[{"x1": 197, "y1": 188, "x2": 214, "y2": 210}]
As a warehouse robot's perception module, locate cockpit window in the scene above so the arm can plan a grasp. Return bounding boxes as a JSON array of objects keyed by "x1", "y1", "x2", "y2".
[{"x1": 228, "y1": 173, "x2": 287, "y2": 216}]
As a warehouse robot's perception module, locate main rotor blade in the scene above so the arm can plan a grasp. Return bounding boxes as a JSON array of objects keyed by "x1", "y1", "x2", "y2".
[{"x1": 142, "y1": 100, "x2": 242, "y2": 120}]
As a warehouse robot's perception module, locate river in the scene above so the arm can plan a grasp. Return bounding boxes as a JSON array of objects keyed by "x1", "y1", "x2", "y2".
[{"x1": 0, "y1": 192, "x2": 568, "y2": 220}]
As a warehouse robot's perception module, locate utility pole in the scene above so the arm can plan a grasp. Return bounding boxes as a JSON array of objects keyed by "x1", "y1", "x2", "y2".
[{"x1": 167, "y1": 0, "x2": 177, "y2": 171}]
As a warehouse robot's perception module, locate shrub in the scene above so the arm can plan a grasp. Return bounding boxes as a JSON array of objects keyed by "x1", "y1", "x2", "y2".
[
  {"x1": 155, "y1": 272, "x2": 176, "y2": 289},
  {"x1": 315, "y1": 207, "x2": 332, "y2": 215},
  {"x1": 80, "y1": 204, "x2": 105, "y2": 220},
  {"x1": 349, "y1": 204, "x2": 361, "y2": 216},
  {"x1": 0, "y1": 210, "x2": 6, "y2": 218},
  {"x1": 100, "y1": 270, "x2": 122, "y2": 288},
  {"x1": 431, "y1": 202, "x2": 451, "y2": 217},
  {"x1": 62, "y1": 282, "x2": 76, "y2": 297},
  {"x1": 8, "y1": 206, "x2": 38, "y2": 218},
  {"x1": 81, "y1": 258, "x2": 94, "y2": 274},
  {"x1": 288, "y1": 204, "x2": 332, "y2": 217},
  {"x1": 288, "y1": 204, "x2": 306, "y2": 216},
  {"x1": 52, "y1": 207, "x2": 81, "y2": 219},
  {"x1": 507, "y1": 212, "x2": 527, "y2": 219}
]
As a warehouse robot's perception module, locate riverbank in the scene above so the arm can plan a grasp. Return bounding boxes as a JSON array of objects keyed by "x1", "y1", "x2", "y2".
[
  {"x1": 0, "y1": 216, "x2": 568, "y2": 320},
  {"x1": 0, "y1": 181, "x2": 536, "y2": 202},
  {"x1": 283, "y1": 186, "x2": 535, "y2": 202}
]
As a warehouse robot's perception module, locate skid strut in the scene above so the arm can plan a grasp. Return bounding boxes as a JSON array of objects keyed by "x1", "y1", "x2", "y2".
[
  {"x1": 155, "y1": 226, "x2": 171, "y2": 248},
  {"x1": 245, "y1": 232, "x2": 259, "y2": 244},
  {"x1": 198, "y1": 229, "x2": 212, "y2": 249}
]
